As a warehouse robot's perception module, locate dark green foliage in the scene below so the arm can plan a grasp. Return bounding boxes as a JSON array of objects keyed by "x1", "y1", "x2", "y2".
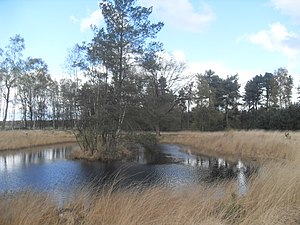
[
  {"x1": 240, "y1": 104, "x2": 300, "y2": 130},
  {"x1": 244, "y1": 75, "x2": 264, "y2": 111},
  {"x1": 125, "y1": 132, "x2": 158, "y2": 151},
  {"x1": 190, "y1": 68, "x2": 298, "y2": 132},
  {"x1": 75, "y1": 0, "x2": 165, "y2": 159},
  {"x1": 191, "y1": 106, "x2": 224, "y2": 131},
  {"x1": 193, "y1": 71, "x2": 240, "y2": 130}
]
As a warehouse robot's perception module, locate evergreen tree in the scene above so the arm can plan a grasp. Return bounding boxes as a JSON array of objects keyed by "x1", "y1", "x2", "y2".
[
  {"x1": 243, "y1": 75, "x2": 264, "y2": 111},
  {"x1": 77, "y1": 0, "x2": 164, "y2": 159}
]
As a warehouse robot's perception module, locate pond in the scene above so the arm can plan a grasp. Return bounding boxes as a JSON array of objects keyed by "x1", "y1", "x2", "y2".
[{"x1": 0, "y1": 144, "x2": 255, "y2": 198}]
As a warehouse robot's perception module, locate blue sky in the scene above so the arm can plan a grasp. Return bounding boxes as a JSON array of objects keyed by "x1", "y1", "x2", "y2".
[{"x1": 1, "y1": 0, "x2": 300, "y2": 93}]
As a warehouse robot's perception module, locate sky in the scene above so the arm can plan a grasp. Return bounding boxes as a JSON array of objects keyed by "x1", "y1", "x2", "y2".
[{"x1": 1, "y1": 0, "x2": 300, "y2": 96}]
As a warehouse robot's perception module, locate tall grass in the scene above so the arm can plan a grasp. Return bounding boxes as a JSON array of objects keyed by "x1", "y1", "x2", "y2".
[
  {"x1": 239, "y1": 164, "x2": 300, "y2": 225},
  {"x1": 1, "y1": 166, "x2": 298, "y2": 225},
  {"x1": 0, "y1": 183, "x2": 232, "y2": 225},
  {"x1": 160, "y1": 130, "x2": 300, "y2": 162},
  {"x1": 0, "y1": 130, "x2": 76, "y2": 151},
  {"x1": 0, "y1": 131, "x2": 299, "y2": 224}
]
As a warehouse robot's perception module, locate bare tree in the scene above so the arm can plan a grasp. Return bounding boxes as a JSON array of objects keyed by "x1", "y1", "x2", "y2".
[
  {"x1": 18, "y1": 57, "x2": 50, "y2": 128},
  {"x1": 141, "y1": 54, "x2": 186, "y2": 136},
  {"x1": 274, "y1": 68, "x2": 293, "y2": 109},
  {"x1": 0, "y1": 35, "x2": 25, "y2": 129}
]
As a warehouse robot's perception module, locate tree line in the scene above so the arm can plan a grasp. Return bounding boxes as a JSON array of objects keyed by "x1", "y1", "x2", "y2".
[
  {"x1": 1, "y1": 0, "x2": 299, "y2": 160},
  {"x1": 0, "y1": 35, "x2": 79, "y2": 130},
  {"x1": 192, "y1": 69, "x2": 299, "y2": 131}
]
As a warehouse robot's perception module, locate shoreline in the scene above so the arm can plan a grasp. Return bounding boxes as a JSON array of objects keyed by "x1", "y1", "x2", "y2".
[
  {"x1": 0, "y1": 130, "x2": 299, "y2": 225},
  {"x1": 160, "y1": 130, "x2": 300, "y2": 163},
  {"x1": 0, "y1": 130, "x2": 77, "y2": 151},
  {"x1": 0, "y1": 142, "x2": 79, "y2": 156},
  {"x1": 1, "y1": 130, "x2": 299, "y2": 163}
]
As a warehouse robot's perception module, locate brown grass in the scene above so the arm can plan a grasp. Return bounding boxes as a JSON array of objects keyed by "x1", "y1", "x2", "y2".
[
  {"x1": 239, "y1": 163, "x2": 300, "y2": 225},
  {"x1": 0, "y1": 166, "x2": 299, "y2": 225},
  {"x1": 0, "y1": 183, "x2": 233, "y2": 225},
  {"x1": 160, "y1": 130, "x2": 300, "y2": 162},
  {"x1": 0, "y1": 130, "x2": 76, "y2": 151},
  {"x1": 0, "y1": 130, "x2": 299, "y2": 225}
]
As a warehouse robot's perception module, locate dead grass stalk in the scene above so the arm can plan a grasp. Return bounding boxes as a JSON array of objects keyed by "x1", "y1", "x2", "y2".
[
  {"x1": 160, "y1": 130, "x2": 300, "y2": 162},
  {"x1": 0, "y1": 130, "x2": 299, "y2": 224},
  {"x1": 0, "y1": 130, "x2": 76, "y2": 151}
]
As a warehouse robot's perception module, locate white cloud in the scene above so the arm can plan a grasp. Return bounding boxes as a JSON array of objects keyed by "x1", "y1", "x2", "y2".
[
  {"x1": 270, "y1": 0, "x2": 300, "y2": 20},
  {"x1": 80, "y1": 9, "x2": 103, "y2": 32},
  {"x1": 139, "y1": 0, "x2": 215, "y2": 33},
  {"x1": 159, "y1": 51, "x2": 259, "y2": 87},
  {"x1": 239, "y1": 22, "x2": 300, "y2": 64},
  {"x1": 172, "y1": 50, "x2": 186, "y2": 62},
  {"x1": 78, "y1": 1, "x2": 215, "y2": 33},
  {"x1": 187, "y1": 60, "x2": 257, "y2": 86}
]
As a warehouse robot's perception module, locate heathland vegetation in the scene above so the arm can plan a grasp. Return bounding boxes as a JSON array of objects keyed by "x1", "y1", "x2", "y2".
[
  {"x1": 1, "y1": 0, "x2": 300, "y2": 161},
  {"x1": 0, "y1": 0, "x2": 299, "y2": 224},
  {"x1": 0, "y1": 130, "x2": 76, "y2": 151},
  {"x1": 0, "y1": 131, "x2": 299, "y2": 225}
]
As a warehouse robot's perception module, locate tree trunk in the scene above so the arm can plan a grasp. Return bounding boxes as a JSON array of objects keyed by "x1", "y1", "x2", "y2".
[
  {"x1": 155, "y1": 122, "x2": 160, "y2": 137},
  {"x1": 225, "y1": 107, "x2": 229, "y2": 129},
  {"x1": 2, "y1": 86, "x2": 10, "y2": 130},
  {"x1": 187, "y1": 99, "x2": 190, "y2": 129},
  {"x1": 24, "y1": 108, "x2": 27, "y2": 128},
  {"x1": 29, "y1": 105, "x2": 33, "y2": 129}
]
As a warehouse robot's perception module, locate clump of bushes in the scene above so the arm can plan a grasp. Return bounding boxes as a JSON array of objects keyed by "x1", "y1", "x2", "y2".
[
  {"x1": 73, "y1": 132, "x2": 158, "y2": 162},
  {"x1": 123, "y1": 132, "x2": 158, "y2": 153}
]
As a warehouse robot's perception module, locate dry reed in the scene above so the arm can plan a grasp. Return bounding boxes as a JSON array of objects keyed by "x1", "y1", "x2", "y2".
[
  {"x1": 0, "y1": 130, "x2": 76, "y2": 151},
  {"x1": 0, "y1": 183, "x2": 232, "y2": 225},
  {"x1": 160, "y1": 130, "x2": 300, "y2": 162},
  {"x1": 238, "y1": 164, "x2": 300, "y2": 225},
  {"x1": 1, "y1": 167, "x2": 298, "y2": 225},
  {"x1": 0, "y1": 130, "x2": 299, "y2": 225}
]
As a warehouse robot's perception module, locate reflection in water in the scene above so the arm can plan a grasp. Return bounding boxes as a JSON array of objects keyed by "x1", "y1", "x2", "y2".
[
  {"x1": 236, "y1": 160, "x2": 247, "y2": 196},
  {"x1": 0, "y1": 147, "x2": 71, "y2": 172},
  {"x1": 0, "y1": 144, "x2": 255, "y2": 197}
]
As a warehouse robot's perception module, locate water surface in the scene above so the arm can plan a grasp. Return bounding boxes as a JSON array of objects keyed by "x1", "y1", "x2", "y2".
[{"x1": 0, "y1": 144, "x2": 253, "y2": 196}]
